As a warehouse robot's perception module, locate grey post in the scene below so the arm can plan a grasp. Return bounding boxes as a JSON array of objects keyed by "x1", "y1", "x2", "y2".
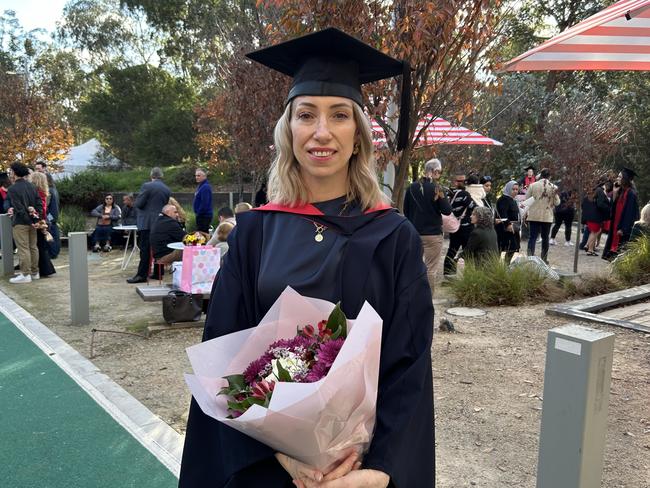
[
  {"x1": 229, "y1": 192, "x2": 234, "y2": 210},
  {"x1": 69, "y1": 232, "x2": 89, "y2": 325},
  {"x1": 0, "y1": 214, "x2": 14, "y2": 276},
  {"x1": 537, "y1": 324, "x2": 615, "y2": 488}
]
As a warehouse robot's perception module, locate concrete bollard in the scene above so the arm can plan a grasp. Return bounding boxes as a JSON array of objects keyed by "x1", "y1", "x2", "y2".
[
  {"x1": 536, "y1": 324, "x2": 615, "y2": 488},
  {"x1": 69, "y1": 232, "x2": 89, "y2": 325},
  {"x1": 0, "y1": 214, "x2": 14, "y2": 276}
]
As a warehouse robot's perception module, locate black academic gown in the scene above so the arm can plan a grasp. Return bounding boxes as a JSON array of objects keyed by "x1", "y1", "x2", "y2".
[
  {"x1": 603, "y1": 188, "x2": 640, "y2": 259},
  {"x1": 179, "y1": 198, "x2": 435, "y2": 488}
]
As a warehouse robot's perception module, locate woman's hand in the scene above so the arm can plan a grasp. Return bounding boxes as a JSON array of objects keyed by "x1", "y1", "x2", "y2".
[
  {"x1": 507, "y1": 224, "x2": 514, "y2": 233},
  {"x1": 281, "y1": 451, "x2": 360, "y2": 488},
  {"x1": 311, "y1": 469, "x2": 389, "y2": 487},
  {"x1": 275, "y1": 453, "x2": 323, "y2": 486}
]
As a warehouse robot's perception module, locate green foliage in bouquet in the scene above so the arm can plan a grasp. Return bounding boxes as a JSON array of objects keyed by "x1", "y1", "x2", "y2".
[{"x1": 612, "y1": 235, "x2": 650, "y2": 286}]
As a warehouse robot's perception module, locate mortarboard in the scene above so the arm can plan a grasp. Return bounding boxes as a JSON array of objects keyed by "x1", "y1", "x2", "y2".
[
  {"x1": 621, "y1": 167, "x2": 637, "y2": 180},
  {"x1": 246, "y1": 28, "x2": 411, "y2": 150},
  {"x1": 524, "y1": 165, "x2": 535, "y2": 172}
]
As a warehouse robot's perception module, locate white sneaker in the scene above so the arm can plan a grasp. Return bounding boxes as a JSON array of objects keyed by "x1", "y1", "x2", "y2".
[
  {"x1": 564, "y1": 241, "x2": 573, "y2": 247},
  {"x1": 31, "y1": 272, "x2": 40, "y2": 280},
  {"x1": 549, "y1": 238, "x2": 557, "y2": 245},
  {"x1": 10, "y1": 274, "x2": 32, "y2": 284}
]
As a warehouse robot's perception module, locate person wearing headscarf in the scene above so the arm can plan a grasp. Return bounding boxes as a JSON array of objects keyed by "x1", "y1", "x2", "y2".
[
  {"x1": 495, "y1": 180, "x2": 521, "y2": 264},
  {"x1": 603, "y1": 167, "x2": 640, "y2": 260}
]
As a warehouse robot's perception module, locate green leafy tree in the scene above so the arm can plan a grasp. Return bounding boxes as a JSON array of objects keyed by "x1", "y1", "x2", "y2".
[{"x1": 79, "y1": 64, "x2": 199, "y2": 165}]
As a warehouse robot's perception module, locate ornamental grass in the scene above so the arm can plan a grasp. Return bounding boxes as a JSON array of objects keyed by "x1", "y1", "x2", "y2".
[{"x1": 612, "y1": 235, "x2": 650, "y2": 286}]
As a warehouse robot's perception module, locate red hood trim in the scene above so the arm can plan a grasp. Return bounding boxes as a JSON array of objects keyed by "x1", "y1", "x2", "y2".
[{"x1": 253, "y1": 201, "x2": 393, "y2": 216}]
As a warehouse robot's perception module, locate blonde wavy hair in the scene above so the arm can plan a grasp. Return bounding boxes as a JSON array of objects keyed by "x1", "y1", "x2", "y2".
[
  {"x1": 30, "y1": 171, "x2": 49, "y2": 198},
  {"x1": 267, "y1": 102, "x2": 388, "y2": 210}
]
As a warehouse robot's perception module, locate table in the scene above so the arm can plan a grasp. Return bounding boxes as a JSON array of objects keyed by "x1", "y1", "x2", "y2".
[
  {"x1": 113, "y1": 225, "x2": 138, "y2": 270},
  {"x1": 167, "y1": 242, "x2": 185, "y2": 250}
]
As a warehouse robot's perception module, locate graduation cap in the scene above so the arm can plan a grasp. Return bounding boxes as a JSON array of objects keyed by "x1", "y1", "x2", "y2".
[
  {"x1": 524, "y1": 165, "x2": 535, "y2": 172},
  {"x1": 246, "y1": 28, "x2": 411, "y2": 150},
  {"x1": 621, "y1": 167, "x2": 637, "y2": 180}
]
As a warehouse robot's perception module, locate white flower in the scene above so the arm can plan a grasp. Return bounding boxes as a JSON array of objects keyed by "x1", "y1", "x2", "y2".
[{"x1": 265, "y1": 354, "x2": 309, "y2": 382}]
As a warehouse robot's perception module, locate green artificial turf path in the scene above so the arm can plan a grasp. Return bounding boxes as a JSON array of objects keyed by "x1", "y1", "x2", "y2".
[{"x1": 0, "y1": 313, "x2": 177, "y2": 488}]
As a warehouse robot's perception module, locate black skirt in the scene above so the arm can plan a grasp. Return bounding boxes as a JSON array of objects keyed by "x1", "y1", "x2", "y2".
[{"x1": 37, "y1": 231, "x2": 56, "y2": 277}]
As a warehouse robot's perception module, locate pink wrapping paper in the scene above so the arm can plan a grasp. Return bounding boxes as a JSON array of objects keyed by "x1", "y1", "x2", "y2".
[
  {"x1": 184, "y1": 286, "x2": 383, "y2": 471},
  {"x1": 179, "y1": 245, "x2": 220, "y2": 294}
]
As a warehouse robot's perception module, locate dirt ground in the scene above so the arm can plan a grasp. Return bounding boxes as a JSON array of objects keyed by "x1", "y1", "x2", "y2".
[{"x1": 1, "y1": 236, "x2": 648, "y2": 487}]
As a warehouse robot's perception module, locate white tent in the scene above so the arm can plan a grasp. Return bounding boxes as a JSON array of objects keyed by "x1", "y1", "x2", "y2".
[{"x1": 54, "y1": 138, "x2": 119, "y2": 179}]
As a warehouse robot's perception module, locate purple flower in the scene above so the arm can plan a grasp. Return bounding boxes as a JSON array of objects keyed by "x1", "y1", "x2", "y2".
[
  {"x1": 304, "y1": 338, "x2": 344, "y2": 382},
  {"x1": 243, "y1": 353, "x2": 273, "y2": 384}
]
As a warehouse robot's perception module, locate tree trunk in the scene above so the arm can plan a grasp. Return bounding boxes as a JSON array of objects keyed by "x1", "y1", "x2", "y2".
[
  {"x1": 535, "y1": 71, "x2": 562, "y2": 139},
  {"x1": 393, "y1": 146, "x2": 413, "y2": 212},
  {"x1": 573, "y1": 186, "x2": 583, "y2": 274}
]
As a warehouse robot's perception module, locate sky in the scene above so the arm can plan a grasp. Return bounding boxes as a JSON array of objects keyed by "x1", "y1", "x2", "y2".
[{"x1": 0, "y1": 0, "x2": 68, "y2": 35}]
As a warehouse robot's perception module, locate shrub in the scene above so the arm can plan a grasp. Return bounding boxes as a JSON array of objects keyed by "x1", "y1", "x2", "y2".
[
  {"x1": 612, "y1": 235, "x2": 650, "y2": 286},
  {"x1": 59, "y1": 206, "x2": 88, "y2": 236},
  {"x1": 57, "y1": 171, "x2": 111, "y2": 210},
  {"x1": 450, "y1": 254, "x2": 548, "y2": 306}
]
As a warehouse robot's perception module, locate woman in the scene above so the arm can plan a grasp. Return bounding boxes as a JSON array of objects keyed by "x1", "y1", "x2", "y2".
[
  {"x1": 463, "y1": 206, "x2": 499, "y2": 266},
  {"x1": 29, "y1": 172, "x2": 56, "y2": 278},
  {"x1": 207, "y1": 221, "x2": 234, "y2": 264},
  {"x1": 603, "y1": 168, "x2": 640, "y2": 260},
  {"x1": 168, "y1": 196, "x2": 188, "y2": 227},
  {"x1": 630, "y1": 203, "x2": 650, "y2": 241},
  {"x1": 180, "y1": 28, "x2": 434, "y2": 488},
  {"x1": 466, "y1": 174, "x2": 486, "y2": 208},
  {"x1": 480, "y1": 175, "x2": 494, "y2": 210},
  {"x1": 583, "y1": 180, "x2": 610, "y2": 256},
  {"x1": 91, "y1": 194, "x2": 121, "y2": 252},
  {"x1": 496, "y1": 180, "x2": 521, "y2": 264}
]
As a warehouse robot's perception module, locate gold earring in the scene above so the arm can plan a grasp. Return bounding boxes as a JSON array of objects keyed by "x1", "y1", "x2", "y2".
[{"x1": 352, "y1": 144, "x2": 360, "y2": 155}]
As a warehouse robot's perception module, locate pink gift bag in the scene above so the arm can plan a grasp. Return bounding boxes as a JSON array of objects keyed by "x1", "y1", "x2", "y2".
[{"x1": 179, "y1": 246, "x2": 220, "y2": 294}]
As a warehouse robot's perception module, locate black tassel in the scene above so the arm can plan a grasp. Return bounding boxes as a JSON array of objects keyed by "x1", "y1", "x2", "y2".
[{"x1": 397, "y1": 61, "x2": 412, "y2": 151}]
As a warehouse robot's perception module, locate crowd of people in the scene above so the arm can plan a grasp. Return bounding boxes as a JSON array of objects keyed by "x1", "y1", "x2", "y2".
[
  {"x1": 1, "y1": 160, "x2": 255, "y2": 286},
  {"x1": 404, "y1": 158, "x2": 646, "y2": 290},
  {"x1": 3, "y1": 161, "x2": 59, "y2": 284}
]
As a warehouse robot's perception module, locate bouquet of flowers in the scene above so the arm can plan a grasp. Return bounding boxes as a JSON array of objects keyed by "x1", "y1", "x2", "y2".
[
  {"x1": 33, "y1": 218, "x2": 54, "y2": 242},
  {"x1": 185, "y1": 287, "x2": 383, "y2": 471},
  {"x1": 220, "y1": 303, "x2": 348, "y2": 418},
  {"x1": 183, "y1": 232, "x2": 207, "y2": 246}
]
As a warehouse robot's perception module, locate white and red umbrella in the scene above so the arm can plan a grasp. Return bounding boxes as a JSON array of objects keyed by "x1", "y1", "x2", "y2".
[
  {"x1": 505, "y1": 0, "x2": 650, "y2": 71},
  {"x1": 371, "y1": 115, "x2": 503, "y2": 148}
]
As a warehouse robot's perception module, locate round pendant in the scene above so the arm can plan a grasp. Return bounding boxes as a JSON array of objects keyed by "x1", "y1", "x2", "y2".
[{"x1": 314, "y1": 233, "x2": 323, "y2": 243}]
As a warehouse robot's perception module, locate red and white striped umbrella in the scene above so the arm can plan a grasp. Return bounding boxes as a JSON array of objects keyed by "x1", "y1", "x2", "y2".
[
  {"x1": 371, "y1": 115, "x2": 503, "y2": 148},
  {"x1": 504, "y1": 0, "x2": 650, "y2": 71}
]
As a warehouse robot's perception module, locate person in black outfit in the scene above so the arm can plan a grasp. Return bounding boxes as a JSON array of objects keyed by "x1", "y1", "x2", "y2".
[
  {"x1": 150, "y1": 204, "x2": 186, "y2": 265},
  {"x1": 550, "y1": 190, "x2": 575, "y2": 246},
  {"x1": 582, "y1": 180, "x2": 610, "y2": 256},
  {"x1": 496, "y1": 180, "x2": 521, "y2": 264},
  {"x1": 443, "y1": 173, "x2": 476, "y2": 275},
  {"x1": 180, "y1": 28, "x2": 434, "y2": 488},
  {"x1": 120, "y1": 193, "x2": 138, "y2": 226},
  {"x1": 254, "y1": 181, "x2": 268, "y2": 207},
  {"x1": 404, "y1": 158, "x2": 451, "y2": 293},
  {"x1": 127, "y1": 167, "x2": 171, "y2": 283}
]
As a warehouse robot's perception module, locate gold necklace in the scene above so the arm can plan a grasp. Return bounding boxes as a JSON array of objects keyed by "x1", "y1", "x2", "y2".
[{"x1": 313, "y1": 222, "x2": 327, "y2": 242}]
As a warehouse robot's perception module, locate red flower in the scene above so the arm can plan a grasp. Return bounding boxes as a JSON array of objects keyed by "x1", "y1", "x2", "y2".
[
  {"x1": 302, "y1": 324, "x2": 315, "y2": 338},
  {"x1": 251, "y1": 379, "x2": 275, "y2": 400}
]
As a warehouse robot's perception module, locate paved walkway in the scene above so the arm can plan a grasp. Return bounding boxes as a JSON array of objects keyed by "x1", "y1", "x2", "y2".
[{"x1": 0, "y1": 308, "x2": 180, "y2": 488}]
